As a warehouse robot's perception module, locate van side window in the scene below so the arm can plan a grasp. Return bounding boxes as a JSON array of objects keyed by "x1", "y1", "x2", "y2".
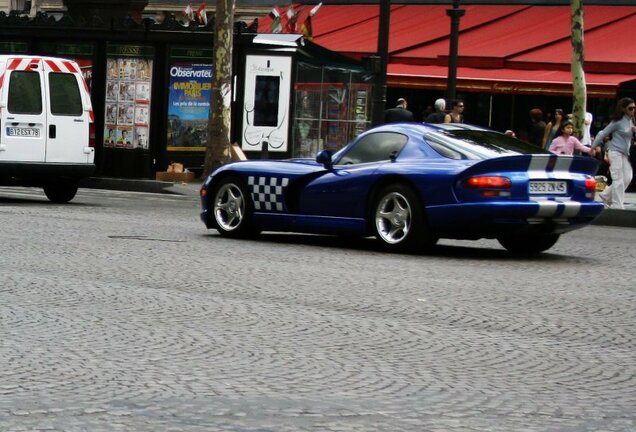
[
  {"x1": 49, "y1": 73, "x2": 83, "y2": 116},
  {"x1": 8, "y1": 71, "x2": 43, "y2": 115}
]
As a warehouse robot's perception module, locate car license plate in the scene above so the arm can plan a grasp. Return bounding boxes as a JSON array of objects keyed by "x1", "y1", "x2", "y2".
[
  {"x1": 7, "y1": 127, "x2": 40, "y2": 137},
  {"x1": 529, "y1": 181, "x2": 567, "y2": 195}
]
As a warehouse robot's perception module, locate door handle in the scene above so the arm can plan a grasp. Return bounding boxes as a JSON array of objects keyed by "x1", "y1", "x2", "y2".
[{"x1": 49, "y1": 124, "x2": 56, "y2": 139}]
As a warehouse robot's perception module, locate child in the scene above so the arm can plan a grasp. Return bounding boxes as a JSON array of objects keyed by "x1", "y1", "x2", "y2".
[{"x1": 549, "y1": 120, "x2": 596, "y2": 156}]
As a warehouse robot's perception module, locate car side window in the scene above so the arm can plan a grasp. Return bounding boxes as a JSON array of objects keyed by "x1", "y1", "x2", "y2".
[
  {"x1": 8, "y1": 71, "x2": 43, "y2": 115},
  {"x1": 337, "y1": 132, "x2": 408, "y2": 165},
  {"x1": 49, "y1": 73, "x2": 83, "y2": 116}
]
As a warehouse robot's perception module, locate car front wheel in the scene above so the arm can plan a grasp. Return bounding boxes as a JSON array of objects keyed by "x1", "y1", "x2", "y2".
[
  {"x1": 497, "y1": 233, "x2": 560, "y2": 254},
  {"x1": 212, "y1": 177, "x2": 255, "y2": 238},
  {"x1": 373, "y1": 184, "x2": 436, "y2": 252}
]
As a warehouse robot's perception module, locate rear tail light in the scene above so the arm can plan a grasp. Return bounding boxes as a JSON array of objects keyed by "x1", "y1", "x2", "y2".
[
  {"x1": 463, "y1": 175, "x2": 512, "y2": 197},
  {"x1": 463, "y1": 176, "x2": 512, "y2": 189},
  {"x1": 585, "y1": 176, "x2": 596, "y2": 198},
  {"x1": 88, "y1": 123, "x2": 95, "y2": 148}
]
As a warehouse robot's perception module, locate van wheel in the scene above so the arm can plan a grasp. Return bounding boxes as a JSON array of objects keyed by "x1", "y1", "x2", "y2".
[{"x1": 43, "y1": 181, "x2": 79, "y2": 203}]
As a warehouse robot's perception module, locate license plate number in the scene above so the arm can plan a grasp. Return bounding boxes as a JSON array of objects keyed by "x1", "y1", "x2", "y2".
[
  {"x1": 529, "y1": 181, "x2": 567, "y2": 195},
  {"x1": 7, "y1": 127, "x2": 40, "y2": 137}
]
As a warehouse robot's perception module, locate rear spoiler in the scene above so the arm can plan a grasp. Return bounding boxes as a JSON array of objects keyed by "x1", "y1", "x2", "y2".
[{"x1": 460, "y1": 154, "x2": 600, "y2": 179}]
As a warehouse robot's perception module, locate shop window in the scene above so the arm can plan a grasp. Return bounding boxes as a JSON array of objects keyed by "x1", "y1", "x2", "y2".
[{"x1": 292, "y1": 63, "x2": 372, "y2": 158}]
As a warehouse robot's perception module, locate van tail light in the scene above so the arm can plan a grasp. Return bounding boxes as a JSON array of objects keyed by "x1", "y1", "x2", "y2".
[{"x1": 88, "y1": 122, "x2": 95, "y2": 148}]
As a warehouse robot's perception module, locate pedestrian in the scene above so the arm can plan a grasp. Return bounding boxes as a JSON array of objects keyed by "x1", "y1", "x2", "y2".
[
  {"x1": 541, "y1": 108, "x2": 564, "y2": 149},
  {"x1": 548, "y1": 120, "x2": 595, "y2": 156},
  {"x1": 528, "y1": 108, "x2": 546, "y2": 147},
  {"x1": 425, "y1": 98, "x2": 447, "y2": 123},
  {"x1": 592, "y1": 97, "x2": 636, "y2": 209},
  {"x1": 384, "y1": 97, "x2": 414, "y2": 123},
  {"x1": 581, "y1": 112, "x2": 594, "y2": 147},
  {"x1": 444, "y1": 99, "x2": 464, "y2": 123}
]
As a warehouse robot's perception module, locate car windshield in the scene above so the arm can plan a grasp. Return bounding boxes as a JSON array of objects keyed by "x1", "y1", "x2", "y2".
[{"x1": 424, "y1": 129, "x2": 549, "y2": 160}]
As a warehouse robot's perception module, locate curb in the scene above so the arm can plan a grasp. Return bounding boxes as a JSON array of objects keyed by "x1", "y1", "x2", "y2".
[{"x1": 591, "y1": 208, "x2": 636, "y2": 228}]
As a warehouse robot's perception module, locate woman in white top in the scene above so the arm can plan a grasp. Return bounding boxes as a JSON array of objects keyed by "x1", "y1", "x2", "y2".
[{"x1": 592, "y1": 98, "x2": 636, "y2": 209}]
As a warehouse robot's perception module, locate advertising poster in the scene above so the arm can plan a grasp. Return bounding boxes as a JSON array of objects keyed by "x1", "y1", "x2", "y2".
[
  {"x1": 167, "y1": 62, "x2": 212, "y2": 151},
  {"x1": 103, "y1": 56, "x2": 152, "y2": 149}
]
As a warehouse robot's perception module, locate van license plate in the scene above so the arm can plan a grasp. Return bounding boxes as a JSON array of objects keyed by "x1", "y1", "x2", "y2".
[
  {"x1": 529, "y1": 181, "x2": 567, "y2": 195},
  {"x1": 7, "y1": 127, "x2": 40, "y2": 137}
]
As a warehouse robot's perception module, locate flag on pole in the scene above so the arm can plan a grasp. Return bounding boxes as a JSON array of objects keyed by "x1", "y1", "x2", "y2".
[
  {"x1": 196, "y1": 3, "x2": 207, "y2": 25},
  {"x1": 301, "y1": 2, "x2": 322, "y2": 39},
  {"x1": 286, "y1": 5, "x2": 303, "y2": 33},
  {"x1": 269, "y1": 7, "x2": 282, "y2": 33},
  {"x1": 309, "y1": 2, "x2": 322, "y2": 17},
  {"x1": 183, "y1": 3, "x2": 194, "y2": 21}
]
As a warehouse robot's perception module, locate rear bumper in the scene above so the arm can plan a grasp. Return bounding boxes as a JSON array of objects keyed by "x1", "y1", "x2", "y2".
[
  {"x1": 0, "y1": 161, "x2": 95, "y2": 184},
  {"x1": 427, "y1": 200, "x2": 604, "y2": 238}
]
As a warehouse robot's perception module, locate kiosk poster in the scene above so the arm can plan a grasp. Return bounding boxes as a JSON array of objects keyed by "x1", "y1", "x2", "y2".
[
  {"x1": 167, "y1": 63, "x2": 212, "y2": 151},
  {"x1": 103, "y1": 57, "x2": 152, "y2": 149}
]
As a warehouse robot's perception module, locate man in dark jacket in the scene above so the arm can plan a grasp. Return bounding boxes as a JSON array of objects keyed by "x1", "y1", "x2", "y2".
[
  {"x1": 384, "y1": 98, "x2": 414, "y2": 123},
  {"x1": 425, "y1": 98, "x2": 447, "y2": 123}
]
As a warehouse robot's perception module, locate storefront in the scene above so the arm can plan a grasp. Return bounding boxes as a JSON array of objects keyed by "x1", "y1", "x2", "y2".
[{"x1": 0, "y1": 12, "x2": 372, "y2": 178}]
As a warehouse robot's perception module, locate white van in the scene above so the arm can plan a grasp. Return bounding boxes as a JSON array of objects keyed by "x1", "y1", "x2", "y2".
[{"x1": 0, "y1": 55, "x2": 95, "y2": 203}]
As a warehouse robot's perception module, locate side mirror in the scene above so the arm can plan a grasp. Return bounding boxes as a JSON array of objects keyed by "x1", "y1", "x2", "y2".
[{"x1": 316, "y1": 150, "x2": 333, "y2": 170}]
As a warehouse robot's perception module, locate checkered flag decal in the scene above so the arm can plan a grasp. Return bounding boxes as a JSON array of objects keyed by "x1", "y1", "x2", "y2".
[{"x1": 247, "y1": 176, "x2": 290, "y2": 212}]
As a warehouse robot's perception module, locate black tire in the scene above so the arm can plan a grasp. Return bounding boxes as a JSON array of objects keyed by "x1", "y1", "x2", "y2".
[
  {"x1": 210, "y1": 176, "x2": 255, "y2": 238},
  {"x1": 372, "y1": 184, "x2": 437, "y2": 252},
  {"x1": 497, "y1": 233, "x2": 560, "y2": 254},
  {"x1": 43, "y1": 181, "x2": 79, "y2": 203}
]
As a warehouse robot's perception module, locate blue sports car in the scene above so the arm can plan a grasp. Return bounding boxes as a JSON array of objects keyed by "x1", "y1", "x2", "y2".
[{"x1": 200, "y1": 123, "x2": 603, "y2": 254}]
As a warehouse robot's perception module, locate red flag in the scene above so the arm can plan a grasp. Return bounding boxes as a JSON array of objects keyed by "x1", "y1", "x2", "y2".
[{"x1": 196, "y1": 3, "x2": 207, "y2": 25}]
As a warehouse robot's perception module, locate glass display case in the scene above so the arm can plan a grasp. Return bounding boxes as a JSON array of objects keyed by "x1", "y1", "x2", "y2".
[{"x1": 292, "y1": 63, "x2": 372, "y2": 158}]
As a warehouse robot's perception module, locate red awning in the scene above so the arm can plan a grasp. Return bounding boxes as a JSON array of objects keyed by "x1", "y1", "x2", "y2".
[
  {"x1": 257, "y1": 4, "x2": 636, "y2": 96},
  {"x1": 388, "y1": 64, "x2": 636, "y2": 97},
  {"x1": 509, "y1": 12, "x2": 636, "y2": 74}
]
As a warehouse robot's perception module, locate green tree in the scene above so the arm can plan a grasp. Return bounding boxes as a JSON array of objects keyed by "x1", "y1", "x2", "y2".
[
  {"x1": 571, "y1": 0, "x2": 586, "y2": 138},
  {"x1": 204, "y1": 0, "x2": 236, "y2": 175}
]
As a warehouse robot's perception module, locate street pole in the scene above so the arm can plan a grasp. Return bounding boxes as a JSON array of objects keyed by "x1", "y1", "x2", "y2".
[
  {"x1": 446, "y1": 0, "x2": 464, "y2": 102},
  {"x1": 372, "y1": 0, "x2": 390, "y2": 126}
]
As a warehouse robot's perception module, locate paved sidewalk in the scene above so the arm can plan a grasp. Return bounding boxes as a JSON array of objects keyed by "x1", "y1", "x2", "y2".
[{"x1": 80, "y1": 177, "x2": 636, "y2": 228}]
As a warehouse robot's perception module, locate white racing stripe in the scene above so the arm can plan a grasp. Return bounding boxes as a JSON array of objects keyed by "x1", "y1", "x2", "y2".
[
  {"x1": 528, "y1": 155, "x2": 550, "y2": 179},
  {"x1": 531, "y1": 198, "x2": 582, "y2": 219}
]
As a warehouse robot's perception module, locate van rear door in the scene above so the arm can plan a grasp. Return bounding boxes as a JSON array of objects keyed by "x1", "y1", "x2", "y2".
[
  {"x1": 42, "y1": 58, "x2": 93, "y2": 163},
  {"x1": 0, "y1": 57, "x2": 46, "y2": 162}
]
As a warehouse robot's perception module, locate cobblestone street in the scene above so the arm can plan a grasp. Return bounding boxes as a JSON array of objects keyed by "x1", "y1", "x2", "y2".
[{"x1": 1, "y1": 187, "x2": 635, "y2": 431}]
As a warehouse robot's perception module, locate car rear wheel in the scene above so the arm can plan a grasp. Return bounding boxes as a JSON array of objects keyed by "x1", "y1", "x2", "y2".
[
  {"x1": 43, "y1": 180, "x2": 79, "y2": 203},
  {"x1": 497, "y1": 233, "x2": 560, "y2": 254},
  {"x1": 373, "y1": 184, "x2": 436, "y2": 252},
  {"x1": 212, "y1": 176, "x2": 255, "y2": 238}
]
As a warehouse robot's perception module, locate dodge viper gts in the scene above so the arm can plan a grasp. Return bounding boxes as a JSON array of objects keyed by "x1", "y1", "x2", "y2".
[{"x1": 200, "y1": 123, "x2": 603, "y2": 254}]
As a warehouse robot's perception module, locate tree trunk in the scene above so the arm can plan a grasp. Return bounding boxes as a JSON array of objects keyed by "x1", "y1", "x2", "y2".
[
  {"x1": 204, "y1": 0, "x2": 235, "y2": 176},
  {"x1": 571, "y1": 0, "x2": 586, "y2": 138}
]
